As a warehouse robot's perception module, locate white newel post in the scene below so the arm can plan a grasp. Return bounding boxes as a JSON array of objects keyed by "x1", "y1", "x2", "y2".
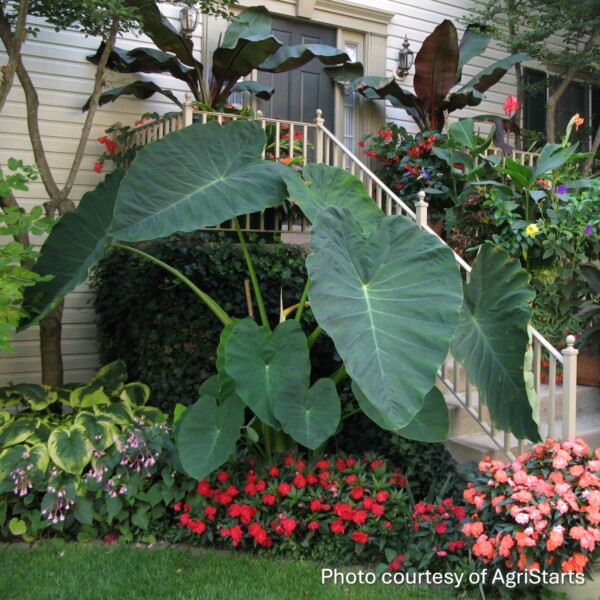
[
  {"x1": 183, "y1": 92, "x2": 194, "y2": 127},
  {"x1": 561, "y1": 335, "x2": 578, "y2": 440},
  {"x1": 415, "y1": 190, "x2": 429, "y2": 229},
  {"x1": 314, "y1": 109, "x2": 325, "y2": 164}
]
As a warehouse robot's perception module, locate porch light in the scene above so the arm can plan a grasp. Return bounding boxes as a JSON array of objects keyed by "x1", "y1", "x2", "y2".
[
  {"x1": 396, "y1": 35, "x2": 414, "y2": 79},
  {"x1": 179, "y1": 7, "x2": 200, "y2": 38}
]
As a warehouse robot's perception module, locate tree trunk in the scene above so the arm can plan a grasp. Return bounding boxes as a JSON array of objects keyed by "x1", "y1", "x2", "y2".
[
  {"x1": 581, "y1": 123, "x2": 600, "y2": 177},
  {"x1": 39, "y1": 302, "x2": 64, "y2": 388}
]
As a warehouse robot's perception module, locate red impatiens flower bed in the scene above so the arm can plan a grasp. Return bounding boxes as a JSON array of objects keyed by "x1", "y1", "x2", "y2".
[
  {"x1": 175, "y1": 454, "x2": 406, "y2": 563},
  {"x1": 173, "y1": 453, "x2": 467, "y2": 568}
]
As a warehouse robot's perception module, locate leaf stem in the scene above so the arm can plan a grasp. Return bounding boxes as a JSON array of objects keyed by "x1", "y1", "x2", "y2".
[
  {"x1": 234, "y1": 217, "x2": 270, "y2": 329},
  {"x1": 295, "y1": 278, "x2": 311, "y2": 322},
  {"x1": 113, "y1": 243, "x2": 231, "y2": 326}
]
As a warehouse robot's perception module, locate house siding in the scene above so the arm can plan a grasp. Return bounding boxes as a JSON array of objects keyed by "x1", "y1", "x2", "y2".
[{"x1": 0, "y1": 0, "x2": 523, "y2": 386}]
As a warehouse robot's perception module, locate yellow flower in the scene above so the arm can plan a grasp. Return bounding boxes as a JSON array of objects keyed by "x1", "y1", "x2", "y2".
[{"x1": 525, "y1": 223, "x2": 539, "y2": 238}]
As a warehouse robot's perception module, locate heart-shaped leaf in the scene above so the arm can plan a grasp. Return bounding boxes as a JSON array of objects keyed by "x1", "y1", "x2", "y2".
[
  {"x1": 0, "y1": 444, "x2": 48, "y2": 479},
  {"x1": 221, "y1": 319, "x2": 311, "y2": 429},
  {"x1": 451, "y1": 244, "x2": 540, "y2": 440},
  {"x1": 20, "y1": 170, "x2": 123, "y2": 329},
  {"x1": 0, "y1": 418, "x2": 39, "y2": 449},
  {"x1": 280, "y1": 164, "x2": 383, "y2": 234},
  {"x1": 111, "y1": 120, "x2": 288, "y2": 242},
  {"x1": 177, "y1": 395, "x2": 245, "y2": 480},
  {"x1": 274, "y1": 378, "x2": 341, "y2": 449},
  {"x1": 353, "y1": 381, "x2": 449, "y2": 442},
  {"x1": 48, "y1": 425, "x2": 93, "y2": 475},
  {"x1": 307, "y1": 207, "x2": 462, "y2": 429},
  {"x1": 10, "y1": 384, "x2": 57, "y2": 411},
  {"x1": 73, "y1": 412, "x2": 117, "y2": 451}
]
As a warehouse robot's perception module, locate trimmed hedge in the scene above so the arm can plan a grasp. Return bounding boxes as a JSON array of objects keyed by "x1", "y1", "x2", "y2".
[{"x1": 91, "y1": 232, "x2": 338, "y2": 412}]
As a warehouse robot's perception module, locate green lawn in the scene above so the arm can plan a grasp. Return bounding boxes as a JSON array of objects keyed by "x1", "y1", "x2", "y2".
[{"x1": 0, "y1": 540, "x2": 462, "y2": 600}]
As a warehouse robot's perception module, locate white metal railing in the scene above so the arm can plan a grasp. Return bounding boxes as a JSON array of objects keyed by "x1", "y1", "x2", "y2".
[{"x1": 124, "y1": 99, "x2": 579, "y2": 458}]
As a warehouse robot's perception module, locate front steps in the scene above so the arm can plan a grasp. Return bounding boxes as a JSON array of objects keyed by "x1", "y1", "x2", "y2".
[{"x1": 444, "y1": 382, "x2": 600, "y2": 465}]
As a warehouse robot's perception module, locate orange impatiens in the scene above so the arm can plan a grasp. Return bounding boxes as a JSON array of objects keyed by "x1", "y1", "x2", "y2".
[{"x1": 462, "y1": 439, "x2": 600, "y2": 577}]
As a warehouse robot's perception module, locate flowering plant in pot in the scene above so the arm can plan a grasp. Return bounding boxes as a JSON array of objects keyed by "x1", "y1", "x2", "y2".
[
  {"x1": 461, "y1": 438, "x2": 600, "y2": 581},
  {"x1": 574, "y1": 263, "x2": 600, "y2": 386}
]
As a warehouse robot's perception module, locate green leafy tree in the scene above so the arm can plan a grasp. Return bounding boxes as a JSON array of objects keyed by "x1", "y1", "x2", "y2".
[
  {"x1": 0, "y1": 0, "x2": 233, "y2": 386},
  {"x1": 462, "y1": 0, "x2": 600, "y2": 173}
]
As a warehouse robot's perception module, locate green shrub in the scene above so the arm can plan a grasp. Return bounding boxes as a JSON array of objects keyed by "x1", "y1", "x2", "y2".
[{"x1": 91, "y1": 232, "x2": 339, "y2": 411}]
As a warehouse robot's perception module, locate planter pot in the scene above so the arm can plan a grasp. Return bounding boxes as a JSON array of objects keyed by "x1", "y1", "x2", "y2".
[{"x1": 577, "y1": 352, "x2": 600, "y2": 387}]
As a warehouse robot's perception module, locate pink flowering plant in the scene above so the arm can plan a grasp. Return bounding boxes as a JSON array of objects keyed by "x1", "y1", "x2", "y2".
[
  {"x1": 175, "y1": 452, "x2": 411, "y2": 563},
  {"x1": 461, "y1": 438, "x2": 600, "y2": 577}
]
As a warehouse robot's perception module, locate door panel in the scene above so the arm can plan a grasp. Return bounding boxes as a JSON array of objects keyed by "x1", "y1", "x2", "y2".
[{"x1": 257, "y1": 17, "x2": 336, "y2": 127}]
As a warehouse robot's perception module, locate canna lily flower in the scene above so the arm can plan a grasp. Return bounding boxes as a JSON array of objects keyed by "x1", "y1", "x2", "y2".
[
  {"x1": 525, "y1": 223, "x2": 539, "y2": 238},
  {"x1": 573, "y1": 113, "x2": 585, "y2": 130},
  {"x1": 503, "y1": 95, "x2": 519, "y2": 116}
]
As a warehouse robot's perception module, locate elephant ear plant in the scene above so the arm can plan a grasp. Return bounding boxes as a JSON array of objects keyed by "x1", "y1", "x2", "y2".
[
  {"x1": 20, "y1": 119, "x2": 540, "y2": 480},
  {"x1": 327, "y1": 20, "x2": 529, "y2": 132}
]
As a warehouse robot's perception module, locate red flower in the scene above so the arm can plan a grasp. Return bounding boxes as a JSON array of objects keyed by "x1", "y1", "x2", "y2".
[
  {"x1": 316, "y1": 460, "x2": 330, "y2": 470},
  {"x1": 503, "y1": 95, "x2": 518, "y2": 116},
  {"x1": 293, "y1": 473, "x2": 307, "y2": 488},
  {"x1": 262, "y1": 493, "x2": 277, "y2": 506},
  {"x1": 449, "y1": 540, "x2": 465, "y2": 552},
  {"x1": 197, "y1": 480, "x2": 212, "y2": 497},
  {"x1": 217, "y1": 471, "x2": 229, "y2": 482},
  {"x1": 173, "y1": 502, "x2": 182, "y2": 512},
  {"x1": 93, "y1": 161, "x2": 104, "y2": 173},
  {"x1": 308, "y1": 521, "x2": 320, "y2": 530},
  {"x1": 310, "y1": 499, "x2": 323, "y2": 512},
  {"x1": 362, "y1": 497, "x2": 374, "y2": 510},
  {"x1": 350, "y1": 487, "x2": 364, "y2": 500},
  {"x1": 370, "y1": 460, "x2": 384, "y2": 471},
  {"x1": 346, "y1": 458, "x2": 356, "y2": 468},
  {"x1": 370, "y1": 503, "x2": 385, "y2": 517},
  {"x1": 375, "y1": 490, "x2": 388, "y2": 503},
  {"x1": 284, "y1": 456, "x2": 296, "y2": 466},
  {"x1": 269, "y1": 466, "x2": 280, "y2": 477},
  {"x1": 278, "y1": 482, "x2": 291, "y2": 496},
  {"x1": 335, "y1": 459, "x2": 347, "y2": 471},
  {"x1": 281, "y1": 517, "x2": 297, "y2": 536},
  {"x1": 330, "y1": 519, "x2": 345, "y2": 534},
  {"x1": 352, "y1": 510, "x2": 367, "y2": 524},
  {"x1": 333, "y1": 502, "x2": 354, "y2": 521},
  {"x1": 345, "y1": 474, "x2": 358, "y2": 486},
  {"x1": 306, "y1": 473, "x2": 318, "y2": 485},
  {"x1": 435, "y1": 522, "x2": 448, "y2": 534},
  {"x1": 204, "y1": 506, "x2": 217, "y2": 521},
  {"x1": 352, "y1": 531, "x2": 368, "y2": 544}
]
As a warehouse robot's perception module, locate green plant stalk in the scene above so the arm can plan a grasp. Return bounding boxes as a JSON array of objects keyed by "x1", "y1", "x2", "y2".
[
  {"x1": 114, "y1": 243, "x2": 231, "y2": 326},
  {"x1": 294, "y1": 278, "x2": 311, "y2": 322},
  {"x1": 261, "y1": 420, "x2": 273, "y2": 461},
  {"x1": 234, "y1": 217, "x2": 270, "y2": 329},
  {"x1": 330, "y1": 364, "x2": 347, "y2": 386},
  {"x1": 307, "y1": 325, "x2": 322, "y2": 350}
]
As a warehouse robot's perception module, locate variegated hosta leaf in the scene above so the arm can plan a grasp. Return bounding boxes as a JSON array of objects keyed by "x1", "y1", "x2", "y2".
[
  {"x1": 120, "y1": 382, "x2": 151, "y2": 407},
  {"x1": 0, "y1": 418, "x2": 40, "y2": 450},
  {"x1": 73, "y1": 412, "x2": 117, "y2": 451},
  {"x1": 48, "y1": 425, "x2": 94, "y2": 475}
]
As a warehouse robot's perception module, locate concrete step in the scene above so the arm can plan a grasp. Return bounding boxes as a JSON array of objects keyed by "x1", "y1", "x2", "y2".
[{"x1": 444, "y1": 383, "x2": 600, "y2": 464}]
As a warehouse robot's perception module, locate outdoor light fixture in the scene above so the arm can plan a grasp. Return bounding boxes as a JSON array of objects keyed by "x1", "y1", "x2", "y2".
[
  {"x1": 396, "y1": 35, "x2": 414, "y2": 79},
  {"x1": 179, "y1": 7, "x2": 200, "y2": 38}
]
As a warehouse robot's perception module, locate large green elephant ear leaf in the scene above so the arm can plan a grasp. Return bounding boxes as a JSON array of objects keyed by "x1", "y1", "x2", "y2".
[
  {"x1": 177, "y1": 394, "x2": 245, "y2": 480},
  {"x1": 307, "y1": 207, "x2": 463, "y2": 430},
  {"x1": 111, "y1": 120, "x2": 288, "y2": 242},
  {"x1": 221, "y1": 319, "x2": 311, "y2": 430},
  {"x1": 258, "y1": 45, "x2": 349, "y2": 72},
  {"x1": 48, "y1": 425, "x2": 93, "y2": 475},
  {"x1": 450, "y1": 244, "x2": 540, "y2": 441},
  {"x1": 353, "y1": 381, "x2": 449, "y2": 442},
  {"x1": 280, "y1": 164, "x2": 383, "y2": 234},
  {"x1": 274, "y1": 378, "x2": 341, "y2": 449},
  {"x1": 20, "y1": 170, "x2": 124, "y2": 329}
]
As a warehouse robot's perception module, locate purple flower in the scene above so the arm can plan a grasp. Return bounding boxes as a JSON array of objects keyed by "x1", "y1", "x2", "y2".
[
  {"x1": 585, "y1": 224, "x2": 593, "y2": 236},
  {"x1": 556, "y1": 184, "x2": 568, "y2": 196},
  {"x1": 420, "y1": 167, "x2": 430, "y2": 180}
]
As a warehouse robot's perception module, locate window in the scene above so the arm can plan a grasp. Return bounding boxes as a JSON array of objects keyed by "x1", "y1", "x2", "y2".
[{"x1": 523, "y1": 67, "x2": 600, "y2": 150}]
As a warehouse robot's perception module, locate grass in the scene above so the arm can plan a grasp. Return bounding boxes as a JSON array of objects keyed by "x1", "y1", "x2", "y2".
[{"x1": 0, "y1": 540, "x2": 462, "y2": 600}]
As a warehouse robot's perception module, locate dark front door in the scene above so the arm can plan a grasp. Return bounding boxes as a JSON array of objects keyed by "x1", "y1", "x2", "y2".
[{"x1": 256, "y1": 17, "x2": 336, "y2": 128}]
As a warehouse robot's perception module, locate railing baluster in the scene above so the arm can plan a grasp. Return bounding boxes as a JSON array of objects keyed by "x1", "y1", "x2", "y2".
[{"x1": 548, "y1": 355, "x2": 556, "y2": 440}]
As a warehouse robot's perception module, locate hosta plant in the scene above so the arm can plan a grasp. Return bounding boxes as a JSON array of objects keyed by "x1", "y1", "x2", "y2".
[
  {"x1": 20, "y1": 118, "x2": 540, "y2": 481},
  {"x1": 0, "y1": 361, "x2": 190, "y2": 541}
]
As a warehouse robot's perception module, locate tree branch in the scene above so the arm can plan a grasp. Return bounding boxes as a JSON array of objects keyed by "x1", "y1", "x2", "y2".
[
  {"x1": 59, "y1": 17, "x2": 120, "y2": 204},
  {"x1": 581, "y1": 123, "x2": 600, "y2": 177},
  {"x1": 545, "y1": 24, "x2": 600, "y2": 142},
  {"x1": 0, "y1": 0, "x2": 29, "y2": 113}
]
